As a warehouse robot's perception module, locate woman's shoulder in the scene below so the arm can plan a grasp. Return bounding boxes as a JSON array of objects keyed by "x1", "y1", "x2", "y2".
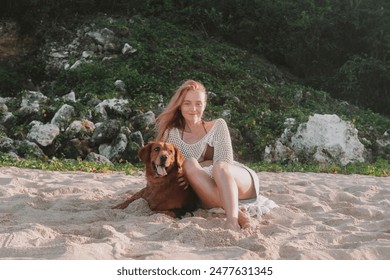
[
  {"x1": 205, "y1": 118, "x2": 228, "y2": 135},
  {"x1": 163, "y1": 127, "x2": 180, "y2": 141},
  {"x1": 205, "y1": 118, "x2": 226, "y2": 128}
]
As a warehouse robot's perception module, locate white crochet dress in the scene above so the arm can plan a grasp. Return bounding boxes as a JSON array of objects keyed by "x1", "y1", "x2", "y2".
[{"x1": 163, "y1": 118, "x2": 278, "y2": 219}]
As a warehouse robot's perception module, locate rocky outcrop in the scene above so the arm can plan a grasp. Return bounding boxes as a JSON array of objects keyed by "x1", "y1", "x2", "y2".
[
  {"x1": 375, "y1": 131, "x2": 390, "y2": 161},
  {"x1": 43, "y1": 23, "x2": 137, "y2": 76},
  {"x1": 1, "y1": 88, "x2": 373, "y2": 166},
  {"x1": 0, "y1": 89, "x2": 155, "y2": 164},
  {"x1": 264, "y1": 114, "x2": 366, "y2": 166}
]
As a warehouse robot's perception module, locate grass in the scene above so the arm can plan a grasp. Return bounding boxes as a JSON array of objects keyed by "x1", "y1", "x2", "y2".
[
  {"x1": 249, "y1": 160, "x2": 390, "y2": 177},
  {"x1": 0, "y1": 153, "x2": 140, "y2": 175},
  {"x1": 1, "y1": 152, "x2": 388, "y2": 177}
]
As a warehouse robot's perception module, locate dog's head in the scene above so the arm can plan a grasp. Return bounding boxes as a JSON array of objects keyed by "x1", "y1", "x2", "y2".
[{"x1": 138, "y1": 141, "x2": 185, "y2": 177}]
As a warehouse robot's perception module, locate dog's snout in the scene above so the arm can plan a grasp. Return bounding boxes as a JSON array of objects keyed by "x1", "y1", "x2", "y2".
[{"x1": 160, "y1": 154, "x2": 168, "y2": 164}]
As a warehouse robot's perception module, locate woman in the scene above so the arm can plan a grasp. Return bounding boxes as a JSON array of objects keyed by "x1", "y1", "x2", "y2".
[{"x1": 155, "y1": 80, "x2": 260, "y2": 230}]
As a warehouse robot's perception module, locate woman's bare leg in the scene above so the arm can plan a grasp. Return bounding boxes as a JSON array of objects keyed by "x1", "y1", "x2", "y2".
[
  {"x1": 183, "y1": 158, "x2": 256, "y2": 230},
  {"x1": 211, "y1": 161, "x2": 240, "y2": 230},
  {"x1": 183, "y1": 158, "x2": 222, "y2": 207}
]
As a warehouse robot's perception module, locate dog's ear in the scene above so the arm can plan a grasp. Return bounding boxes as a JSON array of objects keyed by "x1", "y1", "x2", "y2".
[
  {"x1": 174, "y1": 145, "x2": 185, "y2": 169},
  {"x1": 138, "y1": 142, "x2": 153, "y2": 164}
]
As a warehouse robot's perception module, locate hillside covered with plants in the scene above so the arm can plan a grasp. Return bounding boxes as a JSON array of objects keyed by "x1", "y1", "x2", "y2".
[{"x1": 0, "y1": 0, "x2": 389, "y2": 175}]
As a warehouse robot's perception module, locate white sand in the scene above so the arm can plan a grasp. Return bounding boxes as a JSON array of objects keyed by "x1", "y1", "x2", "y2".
[{"x1": 0, "y1": 166, "x2": 389, "y2": 259}]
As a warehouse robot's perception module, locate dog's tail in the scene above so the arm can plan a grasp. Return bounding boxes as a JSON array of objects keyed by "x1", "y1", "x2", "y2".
[{"x1": 111, "y1": 189, "x2": 145, "y2": 209}]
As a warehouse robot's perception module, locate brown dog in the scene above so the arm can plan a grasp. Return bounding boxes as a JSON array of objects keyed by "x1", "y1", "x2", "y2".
[{"x1": 112, "y1": 141, "x2": 198, "y2": 218}]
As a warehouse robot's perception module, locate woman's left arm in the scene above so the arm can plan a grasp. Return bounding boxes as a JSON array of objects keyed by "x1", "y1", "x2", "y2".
[{"x1": 212, "y1": 119, "x2": 234, "y2": 164}]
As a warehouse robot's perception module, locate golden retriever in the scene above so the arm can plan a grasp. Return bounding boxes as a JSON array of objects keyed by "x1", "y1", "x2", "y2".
[{"x1": 112, "y1": 141, "x2": 198, "y2": 218}]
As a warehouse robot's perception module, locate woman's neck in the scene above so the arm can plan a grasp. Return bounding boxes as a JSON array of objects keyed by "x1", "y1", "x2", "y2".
[{"x1": 184, "y1": 120, "x2": 204, "y2": 133}]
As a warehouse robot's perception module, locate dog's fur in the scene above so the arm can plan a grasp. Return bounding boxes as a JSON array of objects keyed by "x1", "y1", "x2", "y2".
[{"x1": 112, "y1": 141, "x2": 198, "y2": 218}]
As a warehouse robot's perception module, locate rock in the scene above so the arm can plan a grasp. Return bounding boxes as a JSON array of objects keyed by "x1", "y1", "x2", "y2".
[
  {"x1": 86, "y1": 28, "x2": 117, "y2": 51},
  {"x1": 290, "y1": 114, "x2": 365, "y2": 165},
  {"x1": 264, "y1": 140, "x2": 297, "y2": 163},
  {"x1": 86, "y1": 31, "x2": 106, "y2": 45},
  {"x1": 90, "y1": 119, "x2": 121, "y2": 146},
  {"x1": 27, "y1": 123, "x2": 60, "y2": 147},
  {"x1": 129, "y1": 131, "x2": 144, "y2": 148},
  {"x1": 375, "y1": 131, "x2": 390, "y2": 159},
  {"x1": 63, "y1": 91, "x2": 76, "y2": 102},
  {"x1": 20, "y1": 91, "x2": 48, "y2": 112},
  {"x1": 131, "y1": 111, "x2": 156, "y2": 142},
  {"x1": 94, "y1": 98, "x2": 130, "y2": 121},
  {"x1": 51, "y1": 104, "x2": 75, "y2": 131},
  {"x1": 132, "y1": 111, "x2": 156, "y2": 131},
  {"x1": 265, "y1": 114, "x2": 366, "y2": 165},
  {"x1": 98, "y1": 133, "x2": 128, "y2": 162},
  {"x1": 114, "y1": 80, "x2": 127, "y2": 94},
  {"x1": 65, "y1": 120, "x2": 95, "y2": 138},
  {"x1": 0, "y1": 103, "x2": 7, "y2": 114},
  {"x1": 123, "y1": 140, "x2": 142, "y2": 163},
  {"x1": 6, "y1": 151, "x2": 20, "y2": 161},
  {"x1": 0, "y1": 97, "x2": 12, "y2": 104},
  {"x1": 85, "y1": 152, "x2": 113, "y2": 164},
  {"x1": 0, "y1": 137, "x2": 14, "y2": 152},
  {"x1": 0, "y1": 112, "x2": 16, "y2": 129},
  {"x1": 69, "y1": 59, "x2": 86, "y2": 69},
  {"x1": 122, "y1": 43, "x2": 137, "y2": 54},
  {"x1": 82, "y1": 50, "x2": 94, "y2": 59},
  {"x1": 49, "y1": 51, "x2": 69, "y2": 58},
  {"x1": 67, "y1": 138, "x2": 94, "y2": 158},
  {"x1": 15, "y1": 140, "x2": 46, "y2": 159}
]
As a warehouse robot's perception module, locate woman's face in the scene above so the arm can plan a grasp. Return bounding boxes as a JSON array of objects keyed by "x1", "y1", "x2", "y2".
[{"x1": 180, "y1": 90, "x2": 207, "y2": 123}]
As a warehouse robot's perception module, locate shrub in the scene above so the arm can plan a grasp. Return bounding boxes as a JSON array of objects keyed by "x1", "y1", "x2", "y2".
[{"x1": 330, "y1": 56, "x2": 390, "y2": 116}]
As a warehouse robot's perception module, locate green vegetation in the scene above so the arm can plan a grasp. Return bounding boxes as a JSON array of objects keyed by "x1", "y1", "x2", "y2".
[
  {"x1": 1, "y1": 152, "x2": 389, "y2": 177},
  {"x1": 249, "y1": 159, "x2": 390, "y2": 177},
  {"x1": 0, "y1": 153, "x2": 140, "y2": 175},
  {"x1": 3, "y1": 1, "x2": 390, "y2": 115}
]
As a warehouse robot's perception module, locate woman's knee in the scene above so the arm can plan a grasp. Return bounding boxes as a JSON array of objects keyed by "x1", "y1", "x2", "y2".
[
  {"x1": 183, "y1": 157, "x2": 200, "y2": 175},
  {"x1": 212, "y1": 161, "x2": 232, "y2": 178}
]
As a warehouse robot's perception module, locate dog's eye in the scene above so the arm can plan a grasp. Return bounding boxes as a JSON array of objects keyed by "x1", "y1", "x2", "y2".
[
  {"x1": 154, "y1": 147, "x2": 160, "y2": 152},
  {"x1": 169, "y1": 150, "x2": 174, "y2": 154}
]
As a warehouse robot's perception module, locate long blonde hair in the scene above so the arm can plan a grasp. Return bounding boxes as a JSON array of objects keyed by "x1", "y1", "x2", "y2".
[{"x1": 155, "y1": 80, "x2": 207, "y2": 141}]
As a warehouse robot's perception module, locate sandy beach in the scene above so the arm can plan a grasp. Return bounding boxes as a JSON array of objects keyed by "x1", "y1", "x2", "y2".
[{"x1": 0, "y1": 166, "x2": 389, "y2": 260}]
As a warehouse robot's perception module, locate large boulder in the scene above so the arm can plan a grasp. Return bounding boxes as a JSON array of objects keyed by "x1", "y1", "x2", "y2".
[
  {"x1": 18, "y1": 91, "x2": 48, "y2": 121},
  {"x1": 27, "y1": 123, "x2": 60, "y2": 147},
  {"x1": 265, "y1": 114, "x2": 366, "y2": 165},
  {"x1": 94, "y1": 98, "x2": 130, "y2": 121},
  {"x1": 291, "y1": 114, "x2": 365, "y2": 165},
  {"x1": 98, "y1": 133, "x2": 128, "y2": 162},
  {"x1": 89, "y1": 119, "x2": 121, "y2": 146}
]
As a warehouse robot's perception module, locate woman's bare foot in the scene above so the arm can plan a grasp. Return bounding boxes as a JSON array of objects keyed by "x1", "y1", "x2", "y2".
[
  {"x1": 238, "y1": 209, "x2": 252, "y2": 229},
  {"x1": 225, "y1": 210, "x2": 251, "y2": 230},
  {"x1": 226, "y1": 221, "x2": 241, "y2": 231}
]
